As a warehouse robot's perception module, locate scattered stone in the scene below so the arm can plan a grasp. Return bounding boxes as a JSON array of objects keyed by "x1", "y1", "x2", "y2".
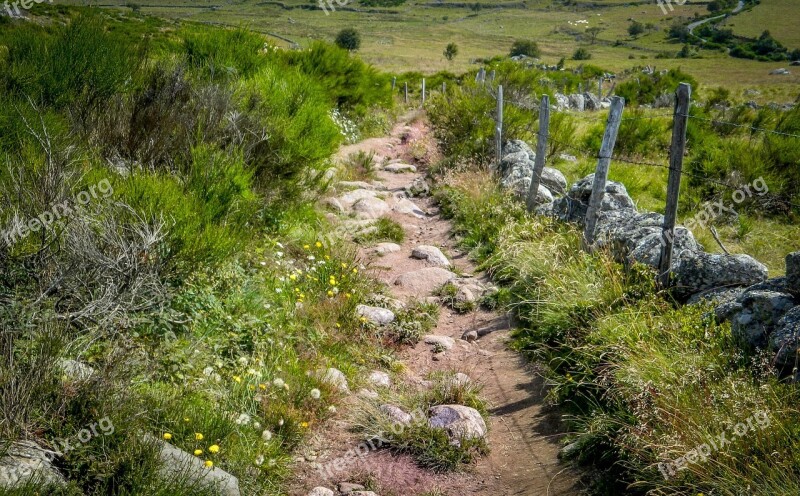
[
  {"x1": 150, "y1": 436, "x2": 240, "y2": 496},
  {"x1": 338, "y1": 181, "x2": 376, "y2": 191},
  {"x1": 318, "y1": 368, "x2": 349, "y2": 393},
  {"x1": 423, "y1": 335, "x2": 455, "y2": 350},
  {"x1": 324, "y1": 197, "x2": 345, "y2": 213},
  {"x1": 57, "y1": 359, "x2": 96, "y2": 383},
  {"x1": 0, "y1": 441, "x2": 65, "y2": 490},
  {"x1": 428, "y1": 405, "x2": 487, "y2": 444},
  {"x1": 384, "y1": 163, "x2": 417, "y2": 173},
  {"x1": 394, "y1": 267, "x2": 457, "y2": 294},
  {"x1": 353, "y1": 197, "x2": 391, "y2": 219},
  {"x1": 673, "y1": 251, "x2": 769, "y2": 300},
  {"x1": 770, "y1": 307, "x2": 800, "y2": 370},
  {"x1": 368, "y1": 370, "x2": 391, "y2": 388},
  {"x1": 411, "y1": 245, "x2": 450, "y2": 267},
  {"x1": 338, "y1": 482, "x2": 365, "y2": 493},
  {"x1": 373, "y1": 242, "x2": 401, "y2": 256},
  {"x1": 786, "y1": 251, "x2": 800, "y2": 296},
  {"x1": 308, "y1": 487, "x2": 335, "y2": 496},
  {"x1": 730, "y1": 290, "x2": 796, "y2": 348},
  {"x1": 358, "y1": 389, "x2": 379, "y2": 399},
  {"x1": 405, "y1": 177, "x2": 430, "y2": 197},
  {"x1": 380, "y1": 404, "x2": 413, "y2": 425},
  {"x1": 461, "y1": 330, "x2": 478, "y2": 342},
  {"x1": 393, "y1": 198, "x2": 426, "y2": 218},
  {"x1": 338, "y1": 189, "x2": 377, "y2": 208},
  {"x1": 356, "y1": 305, "x2": 396, "y2": 325}
]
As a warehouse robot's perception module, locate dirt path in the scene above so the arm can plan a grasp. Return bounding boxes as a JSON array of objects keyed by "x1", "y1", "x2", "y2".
[{"x1": 289, "y1": 113, "x2": 580, "y2": 496}]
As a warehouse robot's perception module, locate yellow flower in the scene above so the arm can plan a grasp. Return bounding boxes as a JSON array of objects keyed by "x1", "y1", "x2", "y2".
[
  {"x1": 183, "y1": 417, "x2": 190, "y2": 422},
  {"x1": 289, "y1": 274, "x2": 297, "y2": 281},
  {"x1": 208, "y1": 444, "x2": 220, "y2": 454},
  {"x1": 360, "y1": 317, "x2": 367, "y2": 323},
  {"x1": 233, "y1": 376, "x2": 242, "y2": 383},
  {"x1": 327, "y1": 290, "x2": 334, "y2": 297},
  {"x1": 335, "y1": 323, "x2": 341, "y2": 328},
  {"x1": 315, "y1": 241, "x2": 322, "y2": 248},
  {"x1": 249, "y1": 385, "x2": 255, "y2": 391},
  {"x1": 341, "y1": 263, "x2": 347, "y2": 269},
  {"x1": 204, "y1": 460, "x2": 214, "y2": 468},
  {"x1": 345, "y1": 293, "x2": 351, "y2": 299},
  {"x1": 195, "y1": 433, "x2": 204, "y2": 441},
  {"x1": 324, "y1": 255, "x2": 330, "y2": 260},
  {"x1": 352, "y1": 268, "x2": 358, "y2": 274},
  {"x1": 303, "y1": 244, "x2": 310, "y2": 250},
  {"x1": 300, "y1": 422, "x2": 309, "y2": 428},
  {"x1": 163, "y1": 433, "x2": 173, "y2": 441},
  {"x1": 194, "y1": 449, "x2": 203, "y2": 456},
  {"x1": 259, "y1": 383, "x2": 267, "y2": 390}
]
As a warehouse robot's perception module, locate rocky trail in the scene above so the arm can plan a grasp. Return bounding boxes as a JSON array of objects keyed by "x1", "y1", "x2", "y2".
[{"x1": 288, "y1": 113, "x2": 580, "y2": 496}]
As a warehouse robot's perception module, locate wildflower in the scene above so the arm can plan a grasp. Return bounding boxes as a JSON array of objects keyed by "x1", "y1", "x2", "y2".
[
  {"x1": 328, "y1": 405, "x2": 337, "y2": 413},
  {"x1": 254, "y1": 421, "x2": 262, "y2": 430},
  {"x1": 327, "y1": 290, "x2": 334, "y2": 297},
  {"x1": 276, "y1": 251, "x2": 284, "y2": 257},
  {"x1": 262, "y1": 430, "x2": 273, "y2": 441},
  {"x1": 275, "y1": 288, "x2": 282, "y2": 293},
  {"x1": 273, "y1": 378, "x2": 285, "y2": 388},
  {"x1": 300, "y1": 422, "x2": 309, "y2": 428},
  {"x1": 278, "y1": 419, "x2": 285, "y2": 426},
  {"x1": 208, "y1": 445, "x2": 220, "y2": 454},
  {"x1": 204, "y1": 460, "x2": 214, "y2": 468},
  {"x1": 360, "y1": 317, "x2": 367, "y2": 323},
  {"x1": 259, "y1": 383, "x2": 267, "y2": 390},
  {"x1": 255, "y1": 454, "x2": 265, "y2": 466},
  {"x1": 163, "y1": 433, "x2": 173, "y2": 441},
  {"x1": 352, "y1": 268, "x2": 358, "y2": 274},
  {"x1": 235, "y1": 413, "x2": 252, "y2": 426},
  {"x1": 308, "y1": 255, "x2": 316, "y2": 261},
  {"x1": 345, "y1": 293, "x2": 351, "y2": 299},
  {"x1": 260, "y1": 261, "x2": 267, "y2": 266},
  {"x1": 195, "y1": 433, "x2": 204, "y2": 441},
  {"x1": 303, "y1": 244, "x2": 310, "y2": 250},
  {"x1": 310, "y1": 388, "x2": 321, "y2": 400},
  {"x1": 184, "y1": 417, "x2": 191, "y2": 423},
  {"x1": 315, "y1": 241, "x2": 322, "y2": 248},
  {"x1": 335, "y1": 323, "x2": 341, "y2": 328},
  {"x1": 212, "y1": 373, "x2": 222, "y2": 383},
  {"x1": 194, "y1": 449, "x2": 203, "y2": 456},
  {"x1": 289, "y1": 274, "x2": 297, "y2": 281},
  {"x1": 202, "y1": 366, "x2": 214, "y2": 376},
  {"x1": 238, "y1": 356, "x2": 249, "y2": 366},
  {"x1": 233, "y1": 376, "x2": 242, "y2": 384}
]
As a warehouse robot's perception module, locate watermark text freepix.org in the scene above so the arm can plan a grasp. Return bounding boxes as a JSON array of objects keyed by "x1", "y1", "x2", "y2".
[
  {"x1": 1, "y1": 178, "x2": 113, "y2": 247},
  {"x1": 657, "y1": 0, "x2": 688, "y2": 15},
  {"x1": 3, "y1": 0, "x2": 53, "y2": 17}
]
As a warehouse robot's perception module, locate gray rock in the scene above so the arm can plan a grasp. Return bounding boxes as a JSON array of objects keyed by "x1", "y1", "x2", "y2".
[
  {"x1": 58, "y1": 359, "x2": 96, "y2": 383},
  {"x1": 499, "y1": 151, "x2": 530, "y2": 176},
  {"x1": 394, "y1": 267, "x2": 457, "y2": 294},
  {"x1": 553, "y1": 174, "x2": 636, "y2": 225},
  {"x1": 461, "y1": 330, "x2": 478, "y2": 342},
  {"x1": 554, "y1": 93, "x2": 570, "y2": 110},
  {"x1": 428, "y1": 405, "x2": 487, "y2": 444},
  {"x1": 373, "y1": 242, "x2": 401, "y2": 256},
  {"x1": 405, "y1": 177, "x2": 430, "y2": 197},
  {"x1": 423, "y1": 335, "x2": 455, "y2": 350},
  {"x1": 368, "y1": 370, "x2": 391, "y2": 388},
  {"x1": 384, "y1": 163, "x2": 416, "y2": 173},
  {"x1": 380, "y1": 404, "x2": 413, "y2": 425},
  {"x1": 338, "y1": 482, "x2": 365, "y2": 493},
  {"x1": 411, "y1": 245, "x2": 450, "y2": 267},
  {"x1": 502, "y1": 139, "x2": 534, "y2": 159},
  {"x1": 339, "y1": 189, "x2": 378, "y2": 208},
  {"x1": 318, "y1": 368, "x2": 349, "y2": 393},
  {"x1": 393, "y1": 198, "x2": 426, "y2": 218},
  {"x1": 568, "y1": 93, "x2": 585, "y2": 111},
  {"x1": 356, "y1": 305, "x2": 396, "y2": 326},
  {"x1": 731, "y1": 290, "x2": 796, "y2": 348},
  {"x1": 583, "y1": 92, "x2": 601, "y2": 111},
  {"x1": 324, "y1": 197, "x2": 345, "y2": 213},
  {"x1": 770, "y1": 306, "x2": 800, "y2": 370},
  {"x1": 151, "y1": 437, "x2": 240, "y2": 496},
  {"x1": 539, "y1": 167, "x2": 568, "y2": 195},
  {"x1": 338, "y1": 181, "x2": 377, "y2": 191},
  {"x1": 673, "y1": 251, "x2": 769, "y2": 300},
  {"x1": 453, "y1": 372, "x2": 472, "y2": 385},
  {"x1": 358, "y1": 389, "x2": 379, "y2": 399},
  {"x1": 353, "y1": 197, "x2": 390, "y2": 219},
  {"x1": 787, "y1": 252, "x2": 800, "y2": 296},
  {"x1": 351, "y1": 492, "x2": 378, "y2": 496},
  {"x1": 0, "y1": 441, "x2": 65, "y2": 490},
  {"x1": 308, "y1": 488, "x2": 335, "y2": 496}
]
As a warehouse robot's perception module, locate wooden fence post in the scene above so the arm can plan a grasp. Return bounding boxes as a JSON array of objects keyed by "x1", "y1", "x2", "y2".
[
  {"x1": 442, "y1": 81, "x2": 446, "y2": 94},
  {"x1": 658, "y1": 82, "x2": 692, "y2": 288},
  {"x1": 495, "y1": 85, "x2": 504, "y2": 168},
  {"x1": 526, "y1": 94, "x2": 550, "y2": 212},
  {"x1": 392, "y1": 77, "x2": 396, "y2": 91},
  {"x1": 404, "y1": 82, "x2": 408, "y2": 104},
  {"x1": 584, "y1": 96, "x2": 625, "y2": 245},
  {"x1": 598, "y1": 79, "x2": 603, "y2": 101},
  {"x1": 422, "y1": 78, "x2": 426, "y2": 106}
]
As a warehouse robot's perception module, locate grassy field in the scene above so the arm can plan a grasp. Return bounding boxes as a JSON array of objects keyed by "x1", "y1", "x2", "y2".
[{"x1": 64, "y1": 0, "x2": 800, "y2": 100}]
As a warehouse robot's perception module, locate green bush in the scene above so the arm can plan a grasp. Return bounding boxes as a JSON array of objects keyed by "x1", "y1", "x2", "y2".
[
  {"x1": 334, "y1": 28, "x2": 361, "y2": 51},
  {"x1": 509, "y1": 40, "x2": 540, "y2": 58},
  {"x1": 183, "y1": 26, "x2": 268, "y2": 81}
]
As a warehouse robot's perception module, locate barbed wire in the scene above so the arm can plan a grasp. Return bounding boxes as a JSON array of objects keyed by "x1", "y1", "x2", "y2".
[{"x1": 683, "y1": 114, "x2": 800, "y2": 139}]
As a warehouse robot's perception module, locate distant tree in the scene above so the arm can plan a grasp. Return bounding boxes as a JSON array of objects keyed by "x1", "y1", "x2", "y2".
[
  {"x1": 572, "y1": 47, "x2": 591, "y2": 60},
  {"x1": 444, "y1": 42, "x2": 458, "y2": 61},
  {"x1": 126, "y1": 2, "x2": 141, "y2": 13},
  {"x1": 668, "y1": 23, "x2": 690, "y2": 42},
  {"x1": 628, "y1": 20, "x2": 645, "y2": 38},
  {"x1": 510, "y1": 40, "x2": 541, "y2": 58},
  {"x1": 556, "y1": 56, "x2": 565, "y2": 69},
  {"x1": 335, "y1": 28, "x2": 361, "y2": 51},
  {"x1": 677, "y1": 44, "x2": 692, "y2": 58},
  {"x1": 790, "y1": 48, "x2": 800, "y2": 61},
  {"x1": 586, "y1": 27, "x2": 603, "y2": 44}
]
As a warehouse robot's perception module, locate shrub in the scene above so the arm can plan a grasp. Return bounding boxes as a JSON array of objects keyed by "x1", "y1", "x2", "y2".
[
  {"x1": 628, "y1": 20, "x2": 645, "y2": 38},
  {"x1": 335, "y1": 28, "x2": 361, "y2": 51},
  {"x1": 510, "y1": 40, "x2": 540, "y2": 58},
  {"x1": 572, "y1": 47, "x2": 591, "y2": 60},
  {"x1": 444, "y1": 42, "x2": 458, "y2": 61},
  {"x1": 183, "y1": 26, "x2": 267, "y2": 81}
]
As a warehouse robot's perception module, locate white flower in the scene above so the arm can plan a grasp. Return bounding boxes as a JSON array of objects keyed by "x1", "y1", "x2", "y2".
[
  {"x1": 276, "y1": 251, "x2": 284, "y2": 257},
  {"x1": 202, "y1": 366, "x2": 214, "y2": 376},
  {"x1": 328, "y1": 405, "x2": 337, "y2": 413},
  {"x1": 273, "y1": 378, "x2": 285, "y2": 388},
  {"x1": 254, "y1": 455, "x2": 265, "y2": 466},
  {"x1": 275, "y1": 288, "x2": 282, "y2": 293},
  {"x1": 307, "y1": 255, "x2": 315, "y2": 261},
  {"x1": 238, "y1": 357, "x2": 249, "y2": 366},
  {"x1": 276, "y1": 242, "x2": 284, "y2": 248},
  {"x1": 310, "y1": 389, "x2": 321, "y2": 400},
  {"x1": 262, "y1": 430, "x2": 273, "y2": 441},
  {"x1": 253, "y1": 421, "x2": 262, "y2": 430},
  {"x1": 212, "y1": 373, "x2": 222, "y2": 383},
  {"x1": 260, "y1": 261, "x2": 267, "y2": 266},
  {"x1": 278, "y1": 418, "x2": 284, "y2": 426},
  {"x1": 235, "y1": 413, "x2": 252, "y2": 425}
]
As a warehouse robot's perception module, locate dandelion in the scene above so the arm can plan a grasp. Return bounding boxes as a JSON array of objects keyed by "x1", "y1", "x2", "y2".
[
  {"x1": 360, "y1": 317, "x2": 367, "y2": 323},
  {"x1": 208, "y1": 445, "x2": 220, "y2": 454},
  {"x1": 235, "y1": 413, "x2": 252, "y2": 425},
  {"x1": 255, "y1": 454, "x2": 265, "y2": 466},
  {"x1": 345, "y1": 293, "x2": 351, "y2": 299},
  {"x1": 262, "y1": 430, "x2": 273, "y2": 441},
  {"x1": 195, "y1": 433, "x2": 204, "y2": 441},
  {"x1": 327, "y1": 290, "x2": 334, "y2": 297},
  {"x1": 303, "y1": 244, "x2": 310, "y2": 250},
  {"x1": 335, "y1": 322, "x2": 341, "y2": 328},
  {"x1": 310, "y1": 388, "x2": 321, "y2": 400},
  {"x1": 233, "y1": 376, "x2": 242, "y2": 384},
  {"x1": 328, "y1": 405, "x2": 337, "y2": 413},
  {"x1": 259, "y1": 383, "x2": 267, "y2": 390},
  {"x1": 289, "y1": 274, "x2": 297, "y2": 281},
  {"x1": 273, "y1": 378, "x2": 285, "y2": 388},
  {"x1": 202, "y1": 366, "x2": 214, "y2": 376},
  {"x1": 315, "y1": 241, "x2": 322, "y2": 248},
  {"x1": 163, "y1": 433, "x2": 173, "y2": 441},
  {"x1": 300, "y1": 422, "x2": 309, "y2": 428},
  {"x1": 352, "y1": 268, "x2": 358, "y2": 274},
  {"x1": 204, "y1": 460, "x2": 214, "y2": 468},
  {"x1": 194, "y1": 449, "x2": 203, "y2": 456},
  {"x1": 254, "y1": 421, "x2": 262, "y2": 430}
]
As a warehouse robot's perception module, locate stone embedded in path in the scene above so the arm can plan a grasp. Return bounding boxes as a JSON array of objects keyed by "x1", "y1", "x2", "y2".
[
  {"x1": 393, "y1": 198, "x2": 426, "y2": 218},
  {"x1": 356, "y1": 305, "x2": 396, "y2": 325},
  {"x1": 428, "y1": 405, "x2": 487, "y2": 444},
  {"x1": 353, "y1": 197, "x2": 391, "y2": 219},
  {"x1": 405, "y1": 177, "x2": 430, "y2": 197},
  {"x1": 324, "y1": 197, "x2": 345, "y2": 214},
  {"x1": 373, "y1": 242, "x2": 401, "y2": 256},
  {"x1": 411, "y1": 245, "x2": 450, "y2": 267},
  {"x1": 384, "y1": 163, "x2": 417, "y2": 173},
  {"x1": 308, "y1": 488, "x2": 335, "y2": 496},
  {"x1": 338, "y1": 482, "x2": 365, "y2": 493},
  {"x1": 351, "y1": 491, "x2": 378, "y2": 496},
  {"x1": 380, "y1": 404, "x2": 413, "y2": 425},
  {"x1": 338, "y1": 188, "x2": 378, "y2": 208},
  {"x1": 151, "y1": 436, "x2": 241, "y2": 496},
  {"x1": 338, "y1": 181, "x2": 385, "y2": 191},
  {"x1": 461, "y1": 330, "x2": 478, "y2": 342},
  {"x1": 318, "y1": 367, "x2": 349, "y2": 392},
  {"x1": 394, "y1": 267, "x2": 456, "y2": 294},
  {"x1": 358, "y1": 389, "x2": 379, "y2": 399},
  {"x1": 0, "y1": 441, "x2": 65, "y2": 490},
  {"x1": 423, "y1": 335, "x2": 455, "y2": 350},
  {"x1": 368, "y1": 370, "x2": 392, "y2": 388}
]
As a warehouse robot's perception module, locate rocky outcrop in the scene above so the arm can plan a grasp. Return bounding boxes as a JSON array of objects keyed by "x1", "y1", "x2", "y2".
[
  {"x1": 0, "y1": 441, "x2": 65, "y2": 490},
  {"x1": 428, "y1": 405, "x2": 487, "y2": 444},
  {"x1": 151, "y1": 437, "x2": 240, "y2": 496},
  {"x1": 551, "y1": 173, "x2": 636, "y2": 225}
]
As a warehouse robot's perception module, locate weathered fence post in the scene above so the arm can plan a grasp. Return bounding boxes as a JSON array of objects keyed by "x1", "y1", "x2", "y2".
[
  {"x1": 584, "y1": 96, "x2": 625, "y2": 245},
  {"x1": 442, "y1": 81, "x2": 446, "y2": 94},
  {"x1": 598, "y1": 79, "x2": 603, "y2": 101},
  {"x1": 489, "y1": 70, "x2": 496, "y2": 82},
  {"x1": 422, "y1": 78, "x2": 426, "y2": 106},
  {"x1": 495, "y1": 85, "x2": 504, "y2": 168},
  {"x1": 392, "y1": 77, "x2": 396, "y2": 91},
  {"x1": 658, "y1": 82, "x2": 692, "y2": 288},
  {"x1": 526, "y1": 94, "x2": 550, "y2": 212},
  {"x1": 404, "y1": 82, "x2": 408, "y2": 104}
]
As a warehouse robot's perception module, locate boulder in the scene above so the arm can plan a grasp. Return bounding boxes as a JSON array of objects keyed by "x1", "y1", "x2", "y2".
[
  {"x1": 502, "y1": 139, "x2": 534, "y2": 159},
  {"x1": 352, "y1": 197, "x2": 390, "y2": 219},
  {"x1": 411, "y1": 245, "x2": 450, "y2": 267},
  {"x1": 318, "y1": 368, "x2": 349, "y2": 393},
  {"x1": 428, "y1": 405, "x2": 487, "y2": 444},
  {"x1": 394, "y1": 267, "x2": 456, "y2": 294},
  {"x1": 554, "y1": 93, "x2": 570, "y2": 110},
  {"x1": 568, "y1": 93, "x2": 585, "y2": 111},
  {"x1": 672, "y1": 251, "x2": 769, "y2": 300},
  {"x1": 356, "y1": 305, "x2": 396, "y2": 325},
  {"x1": 786, "y1": 251, "x2": 800, "y2": 296},
  {"x1": 338, "y1": 181, "x2": 377, "y2": 191},
  {"x1": 539, "y1": 167, "x2": 568, "y2": 195},
  {"x1": 499, "y1": 151, "x2": 530, "y2": 176},
  {"x1": 368, "y1": 370, "x2": 391, "y2": 388},
  {"x1": 393, "y1": 198, "x2": 426, "y2": 218},
  {"x1": 770, "y1": 306, "x2": 800, "y2": 370},
  {"x1": 583, "y1": 92, "x2": 601, "y2": 111},
  {"x1": 730, "y1": 290, "x2": 796, "y2": 348},
  {"x1": 339, "y1": 189, "x2": 378, "y2": 208},
  {"x1": 0, "y1": 441, "x2": 65, "y2": 490},
  {"x1": 324, "y1": 197, "x2": 345, "y2": 213},
  {"x1": 380, "y1": 404, "x2": 413, "y2": 425},
  {"x1": 373, "y1": 242, "x2": 401, "y2": 256},
  {"x1": 423, "y1": 335, "x2": 455, "y2": 350},
  {"x1": 461, "y1": 330, "x2": 478, "y2": 342},
  {"x1": 553, "y1": 174, "x2": 636, "y2": 225},
  {"x1": 151, "y1": 437, "x2": 240, "y2": 496},
  {"x1": 58, "y1": 359, "x2": 96, "y2": 383}
]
